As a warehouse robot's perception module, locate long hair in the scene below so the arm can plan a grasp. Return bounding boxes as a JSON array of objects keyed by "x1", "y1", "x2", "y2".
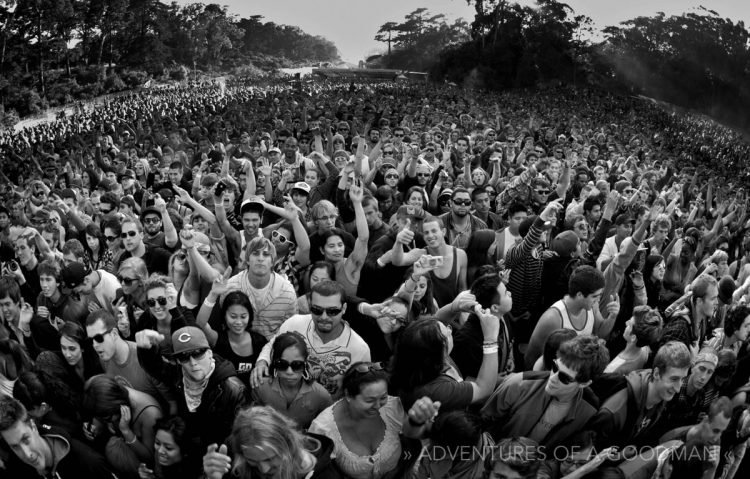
[
  {"x1": 390, "y1": 319, "x2": 446, "y2": 404},
  {"x1": 230, "y1": 406, "x2": 317, "y2": 479}
]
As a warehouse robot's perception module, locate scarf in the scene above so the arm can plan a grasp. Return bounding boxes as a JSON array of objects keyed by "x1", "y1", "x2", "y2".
[{"x1": 183, "y1": 358, "x2": 215, "y2": 412}]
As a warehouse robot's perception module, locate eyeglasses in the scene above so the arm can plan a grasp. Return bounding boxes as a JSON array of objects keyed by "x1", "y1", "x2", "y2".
[
  {"x1": 535, "y1": 190, "x2": 550, "y2": 195},
  {"x1": 353, "y1": 362, "x2": 384, "y2": 374},
  {"x1": 143, "y1": 217, "x2": 161, "y2": 225},
  {"x1": 453, "y1": 199, "x2": 472, "y2": 206},
  {"x1": 147, "y1": 296, "x2": 168, "y2": 308},
  {"x1": 273, "y1": 359, "x2": 306, "y2": 372},
  {"x1": 385, "y1": 174, "x2": 399, "y2": 179},
  {"x1": 89, "y1": 326, "x2": 115, "y2": 344},
  {"x1": 105, "y1": 235, "x2": 117, "y2": 242},
  {"x1": 121, "y1": 231, "x2": 138, "y2": 238},
  {"x1": 551, "y1": 359, "x2": 576, "y2": 385},
  {"x1": 272, "y1": 230, "x2": 295, "y2": 246},
  {"x1": 174, "y1": 348, "x2": 208, "y2": 364},
  {"x1": 310, "y1": 305, "x2": 343, "y2": 317},
  {"x1": 118, "y1": 276, "x2": 139, "y2": 286}
]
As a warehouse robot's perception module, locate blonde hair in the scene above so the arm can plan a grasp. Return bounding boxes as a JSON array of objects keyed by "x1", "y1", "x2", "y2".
[{"x1": 230, "y1": 406, "x2": 317, "y2": 479}]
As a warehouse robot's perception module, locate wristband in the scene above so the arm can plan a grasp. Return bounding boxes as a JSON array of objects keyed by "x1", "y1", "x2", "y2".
[{"x1": 483, "y1": 345, "x2": 499, "y2": 355}]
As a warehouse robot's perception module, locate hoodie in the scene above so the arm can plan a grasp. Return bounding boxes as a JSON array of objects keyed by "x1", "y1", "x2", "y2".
[{"x1": 588, "y1": 369, "x2": 667, "y2": 449}]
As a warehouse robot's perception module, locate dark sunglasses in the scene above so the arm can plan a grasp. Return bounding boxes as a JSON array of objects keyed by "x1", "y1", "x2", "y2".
[
  {"x1": 147, "y1": 296, "x2": 168, "y2": 307},
  {"x1": 118, "y1": 277, "x2": 139, "y2": 286},
  {"x1": 273, "y1": 359, "x2": 306, "y2": 372},
  {"x1": 175, "y1": 348, "x2": 208, "y2": 364},
  {"x1": 551, "y1": 359, "x2": 576, "y2": 385},
  {"x1": 105, "y1": 235, "x2": 117, "y2": 242},
  {"x1": 89, "y1": 326, "x2": 115, "y2": 344},
  {"x1": 121, "y1": 231, "x2": 138, "y2": 238},
  {"x1": 310, "y1": 305, "x2": 343, "y2": 317},
  {"x1": 353, "y1": 362, "x2": 384, "y2": 374},
  {"x1": 453, "y1": 199, "x2": 472, "y2": 206}
]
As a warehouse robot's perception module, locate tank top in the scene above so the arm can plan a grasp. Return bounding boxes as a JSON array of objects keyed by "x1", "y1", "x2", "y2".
[
  {"x1": 430, "y1": 247, "x2": 459, "y2": 308},
  {"x1": 551, "y1": 299, "x2": 594, "y2": 335}
]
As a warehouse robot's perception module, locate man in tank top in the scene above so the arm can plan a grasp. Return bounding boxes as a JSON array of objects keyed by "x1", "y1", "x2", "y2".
[{"x1": 524, "y1": 265, "x2": 620, "y2": 369}]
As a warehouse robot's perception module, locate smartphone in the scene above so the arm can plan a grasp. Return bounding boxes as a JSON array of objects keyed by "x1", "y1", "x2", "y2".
[
  {"x1": 214, "y1": 180, "x2": 227, "y2": 198},
  {"x1": 428, "y1": 256, "x2": 444, "y2": 268}
]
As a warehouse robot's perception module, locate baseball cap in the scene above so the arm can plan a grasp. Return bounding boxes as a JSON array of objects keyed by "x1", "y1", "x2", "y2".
[
  {"x1": 614, "y1": 213, "x2": 635, "y2": 226},
  {"x1": 290, "y1": 182, "x2": 311, "y2": 196},
  {"x1": 171, "y1": 326, "x2": 210, "y2": 356},
  {"x1": 61, "y1": 262, "x2": 89, "y2": 290},
  {"x1": 240, "y1": 197, "x2": 264, "y2": 215}
]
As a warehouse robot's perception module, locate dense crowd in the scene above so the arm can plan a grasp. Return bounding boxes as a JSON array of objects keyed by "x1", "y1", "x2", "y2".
[{"x1": 1, "y1": 76, "x2": 750, "y2": 479}]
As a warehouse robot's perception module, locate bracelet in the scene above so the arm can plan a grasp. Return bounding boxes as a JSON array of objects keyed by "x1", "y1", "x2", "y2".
[
  {"x1": 203, "y1": 298, "x2": 216, "y2": 308},
  {"x1": 483, "y1": 345, "x2": 499, "y2": 355},
  {"x1": 408, "y1": 417, "x2": 426, "y2": 427}
]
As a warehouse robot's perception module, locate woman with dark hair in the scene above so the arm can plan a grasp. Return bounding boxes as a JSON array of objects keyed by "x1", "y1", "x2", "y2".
[
  {"x1": 309, "y1": 362, "x2": 406, "y2": 479},
  {"x1": 390, "y1": 311, "x2": 499, "y2": 413},
  {"x1": 82, "y1": 374, "x2": 163, "y2": 478},
  {"x1": 298, "y1": 261, "x2": 336, "y2": 314},
  {"x1": 251, "y1": 332, "x2": 332, "y2": 429},
  {"x1": 138, "y1": 416, "x2": 198, "y2": 479},
  {"x1": 643, "y1": 254, "x2": 667, "y2": 311},
  {"x1": 464, "y1": 229, "x2": 496, "y2": 286},
  {"x1": 202, "y1": 405, "x2": 338, "y2": 479},
  {"x1": 706, "y1": 304, "x2": 750, "y2": 354},
  {"x1": 83, "y1": 222, "x2": 112, "y2": 272},
  {"x1": 196, "y1": 286, "x2": 267, "y2": 388},
  {"x1": 532, "y1": 328, "x2": 578, "y2": 372}
]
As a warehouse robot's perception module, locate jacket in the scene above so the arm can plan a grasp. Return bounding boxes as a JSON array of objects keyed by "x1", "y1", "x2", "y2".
[
  {"x1": 3, "y1": 423, "x2": 116, "y2": 479},
  {"x1": 588, "y1": 369, "x2": 667, "y2": 448},
  {"x1": 480, "y1": 371, "x2": 599, "y2": 448}
]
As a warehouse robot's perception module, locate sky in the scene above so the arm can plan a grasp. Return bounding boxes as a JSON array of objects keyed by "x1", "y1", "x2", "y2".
[{"x1": 170, "y1": 0, "x2": 750, "y2": 64}]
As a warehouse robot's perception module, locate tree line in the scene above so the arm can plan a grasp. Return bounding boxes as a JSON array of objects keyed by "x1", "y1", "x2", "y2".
[
  {"x1": 0, "y1": 0, "x2": 340, "y2": 123},
  {"x1": 374, "y1": 1, "x2": 750, "y2": 133}
]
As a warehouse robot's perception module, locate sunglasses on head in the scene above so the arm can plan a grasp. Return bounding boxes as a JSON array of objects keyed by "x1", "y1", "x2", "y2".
[
  {"x1": 272, "y1": 230, "x2": 294, "y2": 245},
  {"x1": 121, "y1": 231, "x2": 138, "y2": 238},
  {"x1": 147, "y1": 296, "x2": 168, "y2": 308},
  {"x1": 310, "y1": 305, "x2": 343, "y2": 317},
  {"x1": 89, "y1": 326, "x2": 115, "y2": 343},
  {"x1": 453, "y1": 199, "x2": 472, "y2": 206},
  {"x1": 552, "y1": 359, "x2": 576, "y2": 385},
  {"x1": 175, "y1": 348, "x2": 208, "y2": 364},
  {"x1": 273, "y1": 359, "x2": 306, "y2": 372},
  {"x1": 353, "y1": 362, "x2": 384, "y2": 374}
]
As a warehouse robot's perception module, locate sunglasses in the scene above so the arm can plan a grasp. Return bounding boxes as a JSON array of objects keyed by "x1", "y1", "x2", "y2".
[
  {"x1": 147, "y1": 296, "x2": 168, "y2": 307},
  {"x1": 273, "y1": 359, "x2": 306, "y2": 372},
  {"x1": 143, "y1": 217, "x2": 161, "y2": 225},
  {"x1": 272, "y1": 230, "x2": 294, "y2": 245},
  {"x1": 105, "y1": 235, "x2": 117, "y2": 242},
  {"x1": 118, "y1": 276, "x2": 139, "y2": 286},
  {"x1": 353, "y1": 362, "x2": 384, "y2": 374},
  {"x1": 175, "y1": 348, "x2": 208, "y2": 364},
  {"x1": 551, "y1": 359, "x2": 576, "y2": 385},
  {"x1": 453, "y1": 199, "x2": 472, "y2": 206},
  {"x1": 89, "y1": 326, "x2": 115, "y2": 343},
  {"x1": 385, "y1": 174, "x2": 399, "y2": 179},
  {"x1": 121, "y1": 231, "x2": 138, "y2": 238},
  {"x1": 310, "y1": 305, "x2": 343, "y2": 317}
]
